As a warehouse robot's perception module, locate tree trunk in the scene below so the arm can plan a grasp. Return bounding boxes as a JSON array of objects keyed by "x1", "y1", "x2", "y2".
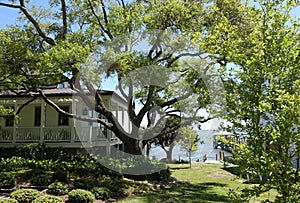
[
  {"x1": 110, "y1": 125, "x2": 144, "y2": 155},
  {"x1": 189, "y1": 151, "x2": 192, "y2": 168},
  {"x1": 123, "y1": 138, "x2": 144, "y2": 155},
  {"x1": 166, "y1": 143, "x2": 175, "y2": 163},
  {"x1": 146, "y1": 142, "x2": 151, "y2": 158}
]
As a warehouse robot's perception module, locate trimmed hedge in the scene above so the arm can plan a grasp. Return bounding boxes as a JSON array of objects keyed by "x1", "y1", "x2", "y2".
[
  {"x1": 10, "y1": 188, "x2": 39, "y2": 203},
  {"x1": 91, "y1": 187, "x2": 110, "y2": 200},
  {"x1": 0, "y1": 198, "x2": 18, "y2": 203},
  {"x1": 33, "y1": 195, "x2": 63, "y2": 203},
  {"x1": 67, "y1": 189, "x2": 95, "y2": 203},
  {"x1": 0, "y1": 172, "x2": 15, "y2": 189}
]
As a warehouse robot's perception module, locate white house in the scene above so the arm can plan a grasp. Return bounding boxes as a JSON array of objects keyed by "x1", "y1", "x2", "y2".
[{"x1": 0, "y1": 86, "x2": 131, "y2": 155}]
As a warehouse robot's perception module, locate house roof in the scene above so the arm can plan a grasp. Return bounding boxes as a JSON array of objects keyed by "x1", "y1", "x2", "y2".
[
  {"x1": 0, "y1": 88, "x2": 128, "y2": 105},
  {"x1": 0, "y1": 88, "x2": 114, "y2": 97}
]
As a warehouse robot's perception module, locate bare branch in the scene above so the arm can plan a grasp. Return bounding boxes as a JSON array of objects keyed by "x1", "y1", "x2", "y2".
[
  {"x1": 87, "y1": 0, "x2": 112, "y2": 39},
  {"x1": 0, "y1": 2, "x2": 20, "y2": 9},
  {"x1": 17, "y1": 0, "x2": 55, "y2": 45}
]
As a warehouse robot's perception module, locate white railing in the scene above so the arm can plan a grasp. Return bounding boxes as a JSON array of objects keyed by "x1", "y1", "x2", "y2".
[
  {"x1": 44, "y1": 127, "x2": 71, "y2": 142},
  {"x1": 0, "y1": 128, "x2": 13, "y2": 142},
  {"x1": 75, "y1": 126, "x2": 107, "y2": 142},
  {"x1": 0, "y1": 126, "x2": 121, "y2": 146},
  {"x1": 16, "y1": 127, "x2": 40, "y2": 142}
]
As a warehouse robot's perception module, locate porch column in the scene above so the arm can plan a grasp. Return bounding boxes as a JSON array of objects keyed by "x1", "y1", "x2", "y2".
[
  {"x1": 106, "y1": 143, "x2": 111, "y2": 155},
  {"x1": 40, "y1": 101, "x2": 46, "y2": 143},
  {"x1": 106, "y1": 131, "x2": 111, "y2": 155},
  {"x1": 71, "y1": 101, "x2": 76, "y2": 143},
  {"x1": 89, "y1": 125, "x2": 93, "y2": 146},
  {"x1": 12, "y1": 103, "x2": 17, "y2": 144}
]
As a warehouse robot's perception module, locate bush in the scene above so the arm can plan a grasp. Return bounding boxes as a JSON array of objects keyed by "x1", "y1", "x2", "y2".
[
  {"x1": 0, "y1": 172, "x2": 16, "y2": 189},
  {"x1": 52, "y1": 170, "x2": 68, "y2": 183},
  {"x1": 48, "y1": 182, "x2": 69, "y2": 196},
  {"x1": 67, "y1": 189, "x2": 95, "y2": 203},
  {"x1": 24, "y1": 169, "x2": 46, "y2": 180},
  {"x1": 100, "y1": 179, "x2": 151, "y2": 197},
  {"x1": 73, "y1": 178, "x2": 99, "y2": 190},
  {"x1": 10, "y1": 188, "x2": 39, "y2": 203},
  {"x1": 91, "y1": 187, "x2": 110, "y2": 200},
  {"x1": 17, "y1": 143, "x2": 45, "y2": 160},
  {"x1": 30, "y1": 174, "x2": 52, "y2": 186},
  {"x1": 33, "y1": 195, "x2": 63, "y2": 203},
  {"x1": 0, "y1": 198, "x2": 18, "y2": 203}
]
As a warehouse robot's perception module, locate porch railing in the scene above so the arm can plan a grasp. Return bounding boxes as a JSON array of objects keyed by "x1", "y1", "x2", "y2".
[
  {"x1": 16, "y1": 127, "x2": 40, "y2": 142},
  {"x1": 0, "y1": 126, "x2": 120, "y2": 145},
  {"x1": 44, "y1": 127, "x2": 71, "y2": 142},
  {"x1": 0, "y1": 128, "x2": 13, "y2": 142}
]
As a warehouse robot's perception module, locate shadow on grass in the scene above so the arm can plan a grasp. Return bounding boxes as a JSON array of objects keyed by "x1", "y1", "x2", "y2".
[
  {"x1": 122, "y1": 181, "x2": 231, "y2": 203},
  {"x1": 170, "y1": 167, "x2": 191, "y2": 170},
  {"x1": 222, "y1": 166, "x2": 241, "y2": 176}
]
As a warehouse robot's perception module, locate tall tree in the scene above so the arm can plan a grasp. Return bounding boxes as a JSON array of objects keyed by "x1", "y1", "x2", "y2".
[
  {"x1": 178, "y1": 126, "x2": 199, "y2": 168},
  {"x1": 0, "y1": 0, "x2": 249, "y2": 155},
  {"x1": 209, "y1": 0, "x2": 300, "y2": 201}
]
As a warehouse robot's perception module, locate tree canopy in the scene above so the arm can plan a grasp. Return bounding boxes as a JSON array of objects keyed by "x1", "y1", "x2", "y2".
[
  {"x1": 0, "y1": 0, "x2": 236, "y2": 155},
  {"x1": 215, "y1": 0, "x2": 300, "y2": 201}
]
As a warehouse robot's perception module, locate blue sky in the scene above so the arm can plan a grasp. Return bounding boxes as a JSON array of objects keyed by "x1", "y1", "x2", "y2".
[{"x1": 0, "y1": 1, "x2": 299, "y2": 28}]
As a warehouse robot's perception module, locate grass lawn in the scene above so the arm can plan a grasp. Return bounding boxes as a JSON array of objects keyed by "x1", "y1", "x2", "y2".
[{"x1": 119, "y1": 163, "x2": 277, "y2": 203}]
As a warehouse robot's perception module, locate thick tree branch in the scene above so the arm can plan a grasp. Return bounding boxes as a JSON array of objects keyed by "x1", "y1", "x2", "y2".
[
  {"x1": 167, "y1": 52, "x2": 206, "y2": 68},
  {"x1": 38, "y1": 90, "x2": 112, "y2": 129},
  {"x1": 136, "y1": 86, "x2": 155, "y2": 125},
  {"x1": 0, "y1": 2, "x2": 20, "y2": 8},
  {"x1": 16, "y1": 95, "x2": 38, "y2": 115},
  {"x1": 61, "y1": 0, "x2": 68, "y2": 39},
  {"x1": 100, "y1": 0, "x2": 113, "y2": 39},
  {"x1": 161, "y1": 91, "x2": 193, "y2": 108}
]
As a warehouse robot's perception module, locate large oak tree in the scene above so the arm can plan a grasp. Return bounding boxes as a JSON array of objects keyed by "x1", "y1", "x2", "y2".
[{"x1": 0, "y1": 0, "x2": 250, "y2": 155}]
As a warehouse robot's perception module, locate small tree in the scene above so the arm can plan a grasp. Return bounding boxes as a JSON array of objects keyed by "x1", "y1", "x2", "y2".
[{"x1": 179, "y1": 126, "x2": 199, "y2": 168}]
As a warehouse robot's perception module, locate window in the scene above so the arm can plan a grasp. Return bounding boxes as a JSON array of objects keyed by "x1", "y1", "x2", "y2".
[
  {"x1": 5, "y1": 106, "x2": 14, "y2": 127},
  {"x1": 58, "y1": 106, "x2": 69, "y2": 126},
  {"x1": 34, "y1": 106, "x2": 41, "y2": 126},
  {"x1": 98, "y1": 113, "x2": 108, "y2": 136},
  {"x1": 5, "y1": 115, "x2": 14, "y2": 127}
]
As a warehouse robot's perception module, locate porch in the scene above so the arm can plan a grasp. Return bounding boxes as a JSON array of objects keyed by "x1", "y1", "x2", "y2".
[{"x1": 0, "y1": 126, "x2": 121, "y2": 148}]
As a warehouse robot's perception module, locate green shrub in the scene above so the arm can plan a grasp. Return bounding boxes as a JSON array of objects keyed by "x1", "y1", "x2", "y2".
[
  {"x1": 91, "y1": 187, "x2": 110, "y2": 200},
  {"x1": 0, "y1": 172, "x2": 16, "y2": 189},
  {"x1": 10, "y1": 188, "x2": 39, "y2": 203},
  {"x1": 48, "y1": 182, "x2": 69, "y2": 196},
  {"x1": 24, "y1": 169, "x2": 46, "y2": 180},
  {"x1": 30, "y1": 174, "x2": 52, "y2": 186},
  {"x1": 33, "y1": 195, "x2": 63, "y2": 203},
  {"x1": 18, "y1": 143, "x2": 45, "y2": 160},
  {"x1": 0, "y1": 198, "x2": 18, "y2": 203},
  {"x1": 73, "y1": 178, "x2": 99, "y2": 190},
  {"x1": 52, "y1": 170, "x2": 68, "y2": 183},
  {"x1": 67, "y1": 189, "x2": 95, "y2": 203},
  {"x1": 100, "y1": 179, "x2": 151, "y2": 197}
]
